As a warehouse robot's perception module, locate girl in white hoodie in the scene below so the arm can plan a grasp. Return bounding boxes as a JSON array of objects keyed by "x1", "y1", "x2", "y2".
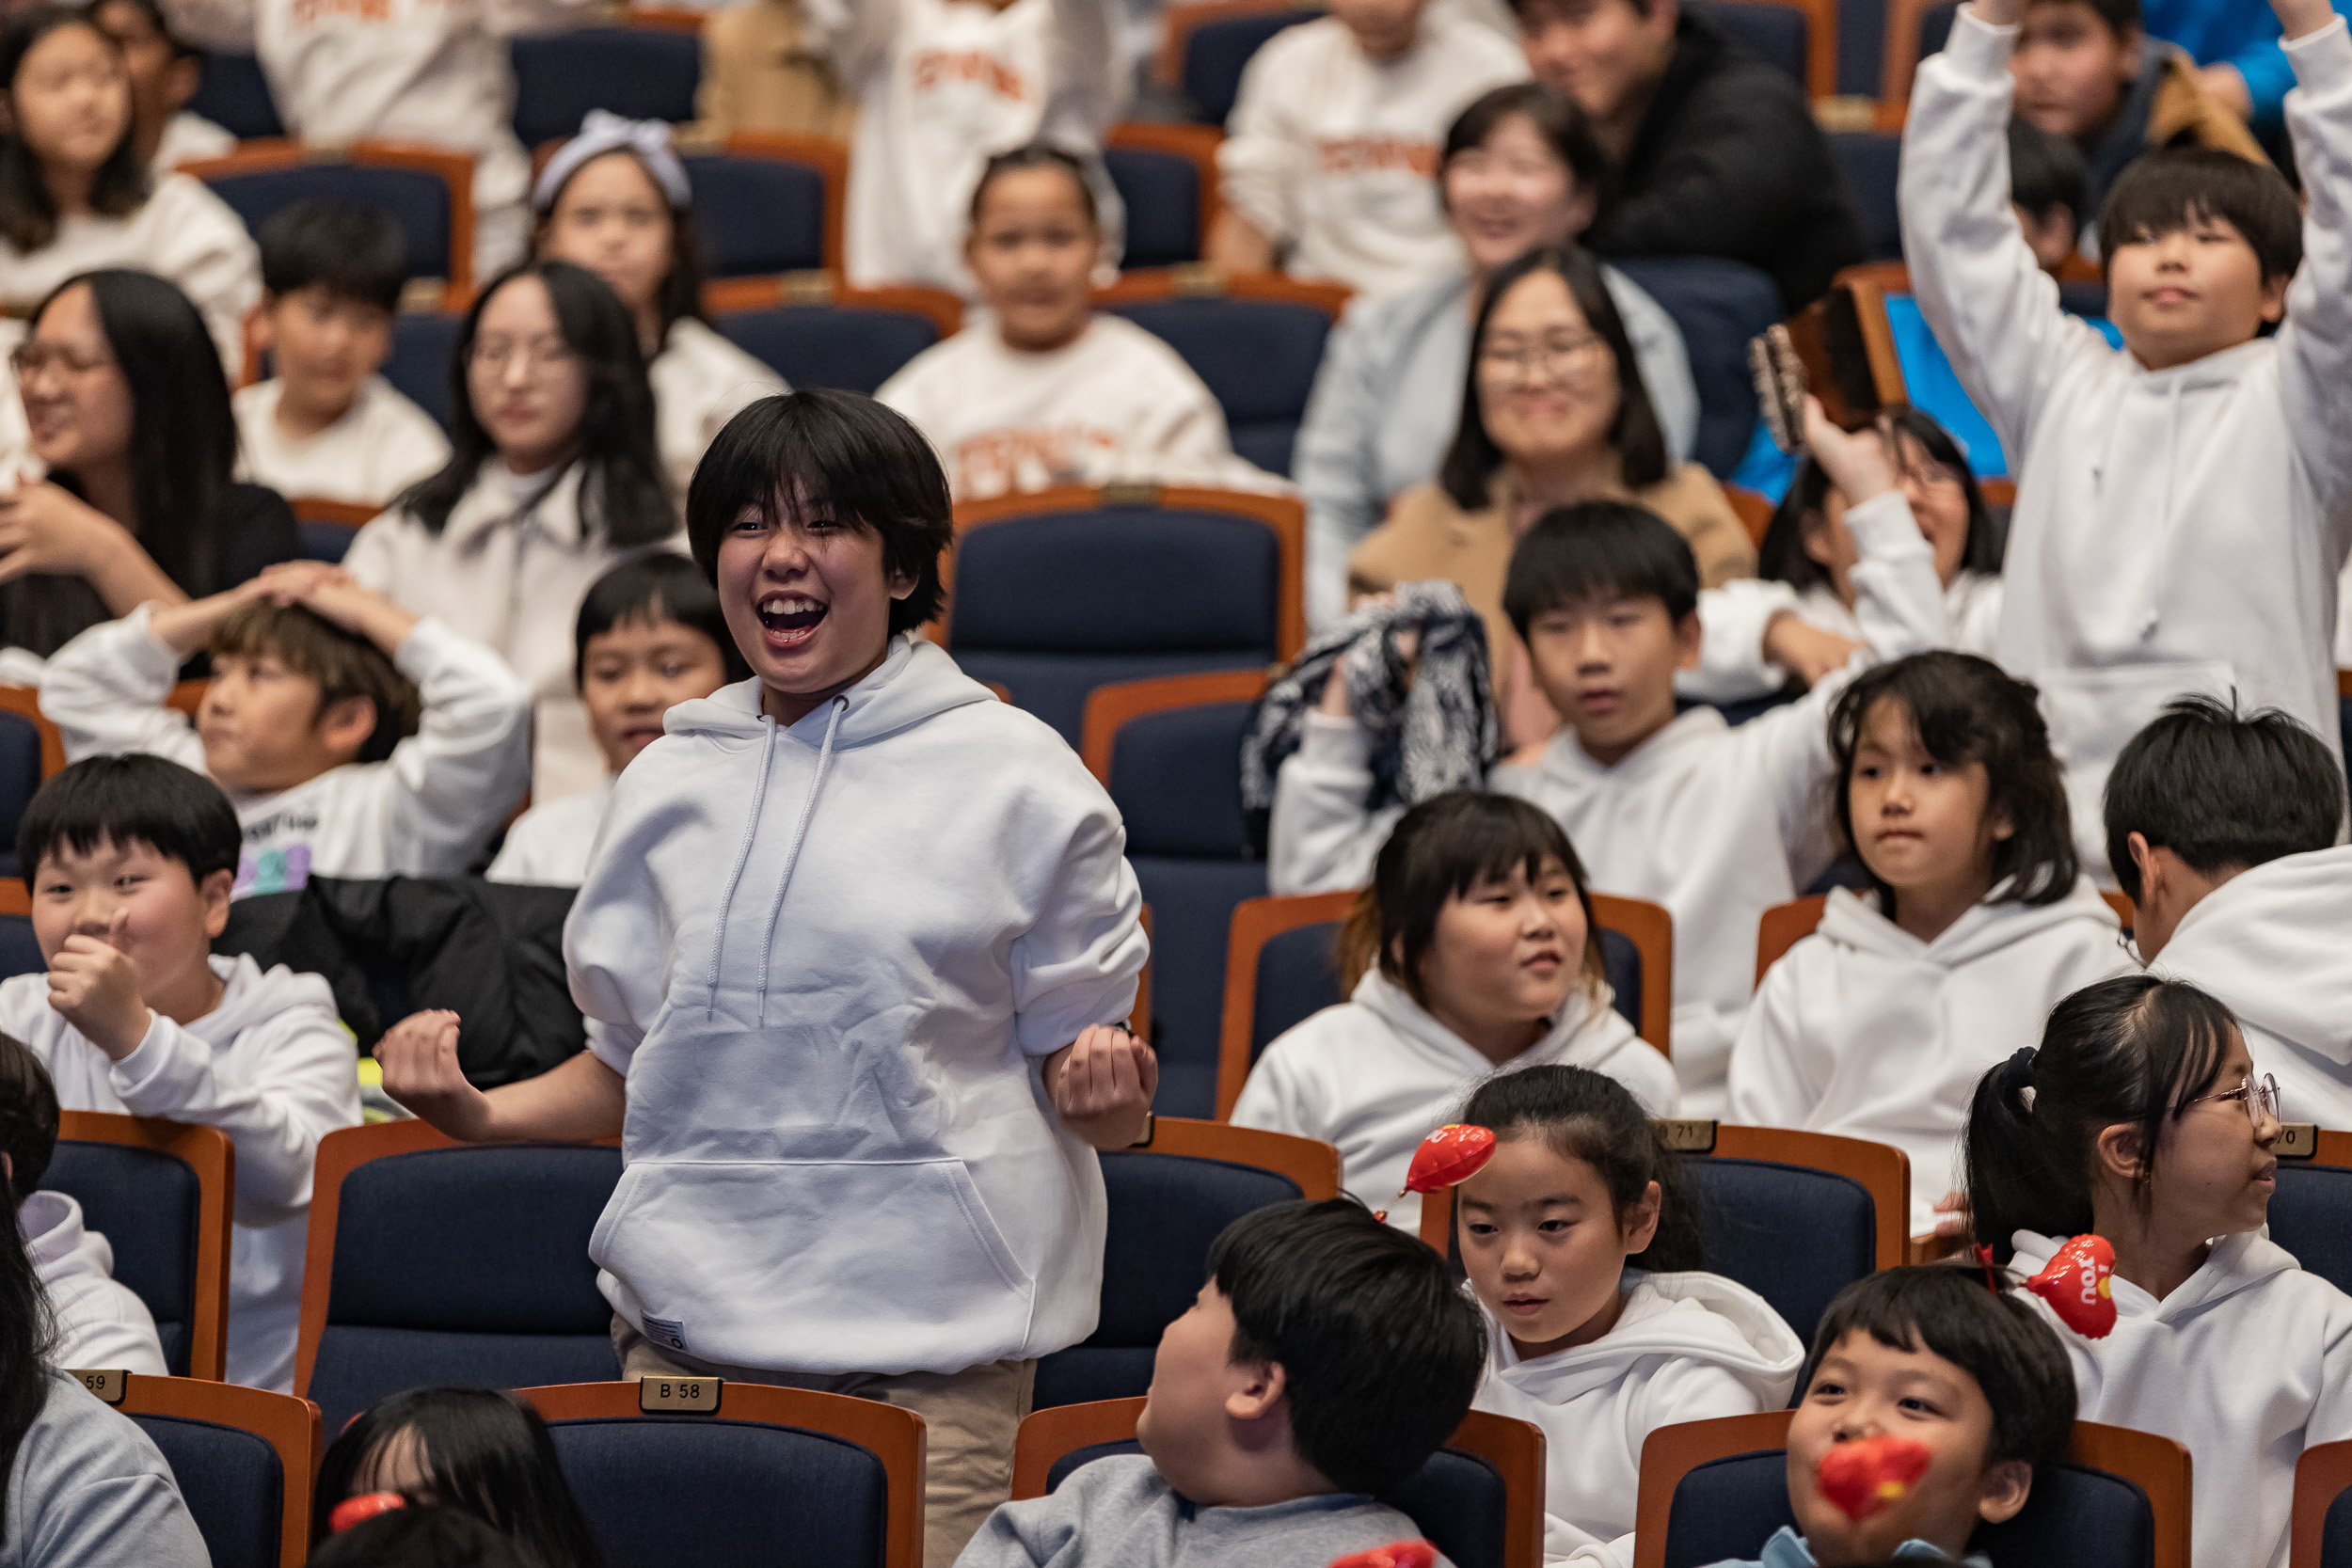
[
  {"x1": 1965, "y1": 973, "x2": 2352, "y2": 1568},
  {"x1": 1456, "y1": 1065, "x2": 1805, "y2": 1568},
  {"x1": 1232, "y1": 790, "x2": 1677, "y2": 1233},
  {"x1": 1727, "y1": 651, "x2": 2134, "y2": 1235}
]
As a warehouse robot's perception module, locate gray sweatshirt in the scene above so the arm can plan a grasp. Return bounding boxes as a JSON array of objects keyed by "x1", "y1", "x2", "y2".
[
  {"x1": 955, "y1": 1454, "x2": 1451, "y2": 1568},
  {"x1": 2, "y1": 1370, "x2": 207, "y2": 1568}
]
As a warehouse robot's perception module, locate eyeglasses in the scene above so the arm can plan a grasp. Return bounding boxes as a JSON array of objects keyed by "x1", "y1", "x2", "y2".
[
  {"x1": 468, "y1": 337, "x2": 578, "y2": 375},
  {"x1": 2185, "y1": 1070, "x2": 2280, "y2": 1129},
  {"x1": 1478, "y1": 331, "x2": 1611, "y2": 388},
  {"x1": 9, "y1": 343, "x2": 114, "y2": 380}
]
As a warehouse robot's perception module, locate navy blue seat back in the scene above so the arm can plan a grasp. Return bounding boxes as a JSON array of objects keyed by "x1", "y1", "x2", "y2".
[
  {"x1": 43, "y1": 1143, "x2": 202, "y2": 1374},
  {"x1": 1105, "y1": 698, "x2": 1266, "y2": 1117},
  {"x1": 0, "y1": 709, "x2": 41, "y2": 879},
  {"x1": 1838, "y1": 0, "x2": 1886, "y2": 93},
  {"x1": 548, "y1": 1416, "x2": 891, "y2": 1568},
  {"x1": 0, "y1": 914, "x2": 39, "y2": 980},
  {"x1": 2327, "y1": 1482, "x2": 2352, "y2": 1568},
  {"x1": 2272, "y1": 1163, "x2": 2352, "y2": 1297},
  {"x1": 199, "y1": 166, "x2": 453, "y2": 286},
  {"x1": 510, "y1": 28, "x2": 701, "y2": 149},
  {"x1": 185, "y1": 52, "x2": 282, "y2": 140},
  {"x1": 715, "y1": 305, "x2": 942, "y2": 395},
  {"x1": 296, "y1": 522, "x2": 359, "y2": 564},
  {"x1": 1830, "y1": 130, "x2": 1902, "y2": 261},
  {"x1": 131, "y1": 1413, "x2": 285, "y2": 1568},
  {"x1": 385, "y1": 312, "x2": 464, "y2": 432},
  {"x1": 1916, "y1": 0, "x2": 1961, "y2": 72},
  {"x1": 1685, "y1": 0, "x2": 1807, "y2": 87},
  {"x1": 685, "y1": 151, "x2": 829, "y2": 277},
  {"x1": 309, "y1": 1145, "x2": 623, "y2": 1433},
  {"x1": 1183, "y1": 8, "x2": 1320, "y2": 123},
  {"x1": 1607, "y1": 257, "x2": 1784, "y2": 477},
  {"x1": 949, "y1": 509, "x2": 1283, "y2": 746},
  {"x1": 1106, "y1": 297, "x2": 1334, "y2": 476},
  {"x1": 1105, "y1": 147, "x2": 1202, "y2": 269},
  {"x1": 1035, "y1": 1152, "x2": 1303, "y2": 1407},
  {"x1": 1685, "y1": 1158, "x2": 1874, "y2": 1343}
]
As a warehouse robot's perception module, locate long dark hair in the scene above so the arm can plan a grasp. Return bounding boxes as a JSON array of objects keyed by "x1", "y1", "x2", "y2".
[
  {"x1": 397, "y1": 260, "x2": 672, "y2": 546},
  {"x1": 1759, "y1": 408, "x2": 2000, "y2": 593},
  {"x1": 535, "y1": 148, "x2": 707, "y2": 340},
  {"x1": 1440, "y1": 245, "x2": 1667, "y2": 511},
  {"x1": 1460, "y1": 1064, "x2": 1703, "y2": 1271},
  {"x1": 0, "y1": 6, "x2": 144, "y2": 253},
  {"x1": 0, "y1": 1211, "x2": 56, "y2": 1544}
]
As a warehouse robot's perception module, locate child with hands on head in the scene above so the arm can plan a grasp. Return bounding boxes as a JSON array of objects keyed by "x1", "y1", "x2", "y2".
[
  {"x1": 380, "y1": 388, "x2": 1152, "y2": 1568},
  {"x1": 1454, "y1": 1066, "x2": 1804, "y2": 1568}
]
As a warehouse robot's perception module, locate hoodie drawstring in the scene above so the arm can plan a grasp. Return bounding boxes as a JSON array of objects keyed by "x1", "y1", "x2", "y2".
[
  {"x1": 754, "y1": 694, "x2": 849, "y2": 1022},
  {"x1": 703, "y1": 717, "x2": 781, "y2": 1017},
  {"x1": 2141, "y1": 375, "x2": 2188, "y2": 640}
]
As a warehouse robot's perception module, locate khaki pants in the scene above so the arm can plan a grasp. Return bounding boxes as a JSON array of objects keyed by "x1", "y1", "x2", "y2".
[{"x1": 614, "y1": 1318, "x2": 1034, "y2": 1568}]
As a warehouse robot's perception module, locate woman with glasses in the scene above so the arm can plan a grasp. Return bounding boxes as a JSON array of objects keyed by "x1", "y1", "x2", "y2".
[
  {"x1": 343, "y1": 259, "x2": 676, "y2": 801},
  {"x1": 0, "y1": 267, "x2": 294, "y2": 670}
]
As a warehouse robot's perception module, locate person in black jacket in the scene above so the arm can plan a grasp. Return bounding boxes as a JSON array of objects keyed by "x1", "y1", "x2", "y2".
[{"x1": 1516, "y1": 0, "x2": 1866, "y2": 309}]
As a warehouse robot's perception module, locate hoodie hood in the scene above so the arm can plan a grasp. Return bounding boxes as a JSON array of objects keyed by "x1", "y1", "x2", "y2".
[
  {"x1": 2154, "y1": 846, "x2": 2352, "y2": 1064},
  {"x1": 18, "y1": 1189, "x2": 113, "y2": 1283},
  {"x1": 1539, "y1": 704, "x2": 1727, "y2": 787},
  {"x1": 1352, "y1": 967, "x2": 1630, "y2": 1074},
  {"x1": 192, "y1": 953, "x2": 341, "y2": 1043},
  {"x1": 661, "y1": 633, "x2": 995, "y2": 752},
  {"x1": 1817, "y1": 875, "x2": 2122, "y2": 969},
  {"x1": 2009, "y1": 1228, "x2": 2297, "y2": 1324},
  {"x1": 1486, "y1": 1268, "x2": 1805, "y2": 1402}
]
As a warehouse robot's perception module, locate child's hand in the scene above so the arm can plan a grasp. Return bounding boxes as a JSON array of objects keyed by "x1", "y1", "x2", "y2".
[
  {"x1": 1046, "y1": 1023, "x2": 1158, "y2": 1149},
  {"x1": 2270, "y1": 0, "x2": 2337, "y2": 39},
  {"x1": 271, "y1": 567, "x2": 422, "y2": 657},
  {"x1": 46, "y1": 910, "x2": 153, "y2": 1062},
  {"x1": 375, "y1": 1010, "x2": 496, "y2": 1142},
  {"x1": 1802, "y1": 397, "x2": 1901, "y2": 507},
  {"x1": 0, "y1": 483, "x2": 130, "y2": 584},
  {"x1": 1761, "y1": 612, "x2": 1867, "y2": 685}
]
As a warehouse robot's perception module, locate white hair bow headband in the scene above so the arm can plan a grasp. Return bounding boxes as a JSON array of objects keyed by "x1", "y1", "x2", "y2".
[{"x1": 532, "y1": 109, "x2": 691, "y2": 214}]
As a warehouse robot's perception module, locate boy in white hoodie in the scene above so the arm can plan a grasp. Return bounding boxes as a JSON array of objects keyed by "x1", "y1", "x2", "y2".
[
  {"x1": 1899, "y1": 0, "x2": 2352, "y2": 878},
  {"x1": 2101, "y1": 693, "x2": 2352, "y2": 1128},
  {"x1": 40, "y1": 562, "x2": 533, "y2": 895},
  {"x1": 6, "y1": 755, "x2": 361, "y2": 1391},
  {"x1": 377, "y1": 389, "x2": 1153, "y2": 1568}
]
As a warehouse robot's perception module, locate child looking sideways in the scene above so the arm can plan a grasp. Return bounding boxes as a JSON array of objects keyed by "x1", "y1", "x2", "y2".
[
  {"x1": 379, "y1": 389, "x2": 1152, "y2": 1568},
  {"x1": 878, "y1": 144, "x2": 1264, "y2": 500},
  {"x1": 1726, "y1": 653, "x2": 2132, "y2": 1234},
  {"x1": 1457, "y1": 1066, "x2": 1804, "y2": 1568},
  {"x1": 959, "y1": 1199, "x2": 1486, "y2": 1567},
  {"x1": 1966, "y1": 974, "x2": 2352, "y2": 1568},
  {"x1": 1233, "y1": 791, "x2": 1677, "y2": 1234}
]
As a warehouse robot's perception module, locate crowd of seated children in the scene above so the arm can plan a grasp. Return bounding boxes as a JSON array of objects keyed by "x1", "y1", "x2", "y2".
[
  {"x1": 1294, "y1": 82, "x2": 1699, "y2": 632},
  {"x1": 880, "y1": 144, "x2": 1267, "y2": 500},
  {"x1": 341, "y1": 259, "x2": 679, "y2": 803},
  {"x1": 1208, "y1": 0, "x2": 1525, "y2": 297},
  {"x1": 1967, "y1": 972, "x2": 2352, "y2": 1568},
  {"x1": 377, "y1": 389, "x2": 1152, "y2": 1568},
  {"x1": 0, "y1": 268, "x2": 295, "y2": 675},
  {"x1": 531, "y1": 112, "x2": 788, "y2": 499},
  {"x1": 1275, "y1": 404, "x2": 1946, "y2": 1112},
  {"x1": 1457, "y1": 1066, "x2": 1802, "y2": 1568},
  {"x1": 0, "y1": 1027, "x2": 166, "y2": 1376},
  {"x1": 235, "y1": 202, "x2": 452, "y2": 511},
  {"x1": 89, "y1": 0, "x2": 231, "y2": 177},
  {"x1": 1234, "y1": 793, "x2": 1677, "y2": 1230},
  {"x1": 956, "y1": 1198, "x2": 1486, "y2": 1568},
  {"x1": 3, "y1": 754, "x2": 361, "y2": 1392},
  {"x1": 1726, "y1": 652, "x2": 2132, "y2": 1235},
  {"x1": 487, "y1": 551, "x2": 745, "y2": 886}
]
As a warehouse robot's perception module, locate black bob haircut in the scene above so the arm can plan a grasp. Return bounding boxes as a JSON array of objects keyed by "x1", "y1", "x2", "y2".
[
  {"x1": 2103, "y1": 693, "x2": 2344, "y2": 903},
  {"x1": 0, "y1": 1032, "x2": 58, "y2": 1209},
  {"x1": 1461, "y1": 1064, "x2": 1705, "y2": 1272},
  {"x1": 2099, "y1": 147, "x2": 2302, "y2": 285},
  {"x1": 1831, "y1": 652, "x2": 2078, "y2": 911},
  {"x1": 2008, "y1": 116, "x2": 2087, "y2": 228},
  {"x1": 969, "y1": 141, "x2": 1099, "y2": 227},
  {"x1": 686, "y1": 389, "x2": 953, "y2": 638},
  {"x1": 17, "y1": 755, "x2": 239, "y2": 890},
  {"x1": 573, "y1": 550, "x2": 751, "y2": 691},
  {"x1": 307, "y1": 1505, "x2": 538, "y2": 1568},
  {"x1": 1439, "y1": 82, "x2": 1613, "y2": 224},
  {"x1": 1503, "y1": 499, "x2": 1698, "y2": 642},
  {"x1": 1206, "y1": 1198, "x2": 1485, "y2": 1497},
  {"x1": 1760, "y1": 406, "x2": 1999, "y2": 595},
  {"x1": 260, "y1": 199, "x2": 409, "y2": 315},
  {"x1": 1804, "y1": 1267, "x2": 2076, "y2": 1479}
]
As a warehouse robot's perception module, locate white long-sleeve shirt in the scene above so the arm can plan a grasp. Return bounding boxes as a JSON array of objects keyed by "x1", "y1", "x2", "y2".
[
  {"x1": 40, "y1": 605, "x2": 532, "y2": 892},
  {"x1": 20, "y1": 1190, "x2": 167, "y2": 1377},
  {"x1": 1680, "y1": 571, "x2": 2004, "y2": 705},
  {"x1": 1901, "y1": 8, "x2": 2352, "y2": 876},
  {"x1": 233, "y1": 376, "x2": 452, "y2": 511},
  {"x1": 485, "y1": 775, "x2": 612, "y2": 886},
  {"x1": 0, "y1": 955, "x2": 361, "y2": 1392},
  {"x1": 1218, "y1": 14, "x2": 1527, "y2": 300},
  {"x1": 650, "y1": 318, "x2": 787, "y2": 499}
]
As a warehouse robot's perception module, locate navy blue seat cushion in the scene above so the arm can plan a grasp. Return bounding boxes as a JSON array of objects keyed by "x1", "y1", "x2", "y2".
[
  {"x1": 549, "y1": 1416, "x2": 890, "y2": 1568},
  {"x1": 1606, "y1": 257, "x2": 1784, "y2": 478},
  {"x1": 200, "y1": 166, "x2": 452, "y2": 286},
  {"x1": 1132, "y1": 857, "x2": 1267, "y2": 1119},
  {"x1": 386, "y1": 313, "x2": 463, "y2": 432},
  {"x1": 0, "y1": 914, "x2": 39, "y2": 981},
  {"x1": 1182, "y1": 8, "x2": 1320, "y2": 124},
  {"x1": 2272, "y1": 1164, "x2": 2352, "y2": 1297},
  {"x1": 715, "y1": 305, "x2": 941, "y2": 396},
  {"x1": 1829, "y1": 130, "x2": 1902, "y2": 262},
  {"x1": 1104, "y1": 148, "x2": 1202, "y2": 270},
  {"x1": 1836, "y1": 0, "x2": 1886, "y2": 94},
  {"x1": 0, "y1": 708, "x2": 41, "y2": 879},
  {"x1": 131, "y1": 1414, "x2": 284, "y2": 1568},
  {"x1": 1686, "y1": 1158, "x2": 1875, "y2": 1343},
  {"x1": 186, "y1": 52, "x2": 282, "y2": 140},
  {"x1": 2326, "y1": 1482, "x2": 2352, "y2": 1568},
  {"x1": 296, "y1": 520, "x2": 358, "y2": 564},
  {"x1": 685, "y1": 152, "x2": 829, "y2": 277},
  {"x1": 509, "y1": 28, "x2": 700, "y2": 149},
  {"x1": 42, "y1": 1144, "x2": 200, "y2": 1374},
  {"x1": 1105, "y1": 299, "x2": 1336, "y2": 478},
  {"x1": 310, "y1": 1328, "x2": 622, "y2": 1437},
  {"x1": 1685, "y1": 0, "x2": 1806, "y2": 87},
  {"x1": 1111, "y1": 702, "x2": 1258, "y2": 860}
]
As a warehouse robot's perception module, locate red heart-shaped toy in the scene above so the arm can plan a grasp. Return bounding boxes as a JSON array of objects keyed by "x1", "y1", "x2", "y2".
[
  {"x1": 328, "y1": 1493, "x2": 408, "y2": 1533},
  {"x1": 1327, "y1": 1543, "x2": 1438, "y2": 1568},
  {"x1": 2025, "y1": 1233, "x2": 2117, "y2": 1338},
  {"x1": 1405, "y1": 1124, "x2": 1496, "y2": 1194},
  {"x1": 1818, "y1": 1436, "x2": 1933, "y2": 1522}
]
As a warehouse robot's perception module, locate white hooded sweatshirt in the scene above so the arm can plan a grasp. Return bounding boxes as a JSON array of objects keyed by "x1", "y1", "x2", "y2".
[
  {"x1": 1232, "y1": 969, "x2": 1678, "y2": 1232},
  {"x1": 1471, "y1": 1269, "x2": 1805, "y2": 1568},
  {"x1": 1901, "y1": 12, "x2": 2352, "y2": 878},
  {"x1": 2153, "y1": 845, "x2": 2352, "y2": 1132},
  {"x1": 19, "y1": 1190, "x2": 167, "y2": 1377},
  {"x1": 0, "y1": 955, "x2": 362, "y2": 1392},
  {"x1": 565, "y1": 635, "x2": 1148, "y2": 1376},
  {"x1": 1728, "y1": 878, "x2": 2132, "y2": 1232},
  {"x1": 1680, "y1": 573, "x2": 2005, "y2": 705},
  {"x1": 2009, "y1": 1228, "x2": 2352, "y2": 1568}
]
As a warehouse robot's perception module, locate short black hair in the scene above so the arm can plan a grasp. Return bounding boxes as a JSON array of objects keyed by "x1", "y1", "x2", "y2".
[
  {"x1": 2099, "y1": 147, "x2": 2301, "y2": 284},
  {"x1": 2023, "y1": 0, "x2": 2139, "y2": 33},
  {"x1": 2103, "y1": 693, "x2": 2344, "y2": 901},
  {"x1": 2008, "y1": 116, "x2": 2087, "y2": 229},
  {"x1": 306, "y1": 1505, "x2": 538, "y2": 1568},
  {"x1": 1461, "y1": 1065, "x2": 1703, "y2": 1270},
  {"x1": 1439, "y1": 83, "x2": 1613, "y2": 221},
  {"x1": 686, "y1": 390, "x2": 953, "y2": 638},
  {"x1": 968, "y1": 141, "x2": 1099, "y2": 227},
  {"x1": 1206, "y1": 1199, "x2": 1485, "y2": 1497},
  {"x1": 17, "y1": 755, "x2": 240, "y2": 889},
  {"x1": 573, "y1": 551, "x2": 751, "y2": 691},
  {"x1": 1805, "y1": 1267, "x2": 2076, "y2": 1480},
  {"x1": 0, "y1": 1032, "x2": 57, "y2": 1209},
  {"x1": 259, "y1": 199, "x2": 409, "y2": 315},
  {"x1": 1502, "y1": 499, "x2": 1698, "y2": 641},
  {"x1": 1760, "y1": 407, "x2": 1998, "y2": 595}
]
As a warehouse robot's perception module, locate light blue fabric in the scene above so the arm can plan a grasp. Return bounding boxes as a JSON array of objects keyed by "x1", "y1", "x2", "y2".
[{"x1": 1705, "y1": 1524, "x2": 1993, "y2": 1568}]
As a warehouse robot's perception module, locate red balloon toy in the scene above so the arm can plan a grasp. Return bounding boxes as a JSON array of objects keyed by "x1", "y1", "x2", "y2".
[
  {"x1": 2025, "y1": 1233, "x2": 2118, "y2": 1338},
  {"x1": 1374, "y1": 1125, "x2": 1497, "y2": 1222},
  {"x1": 1819, "y1": 1436, "x2": 1932, "y2": 1522},
  {"x1": 328, "y1": 1493, "x2": 408, "y2": 1533},
  {"x1": 1328, "y1": 1543, "x2": 1438, "y2": 1568}
]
